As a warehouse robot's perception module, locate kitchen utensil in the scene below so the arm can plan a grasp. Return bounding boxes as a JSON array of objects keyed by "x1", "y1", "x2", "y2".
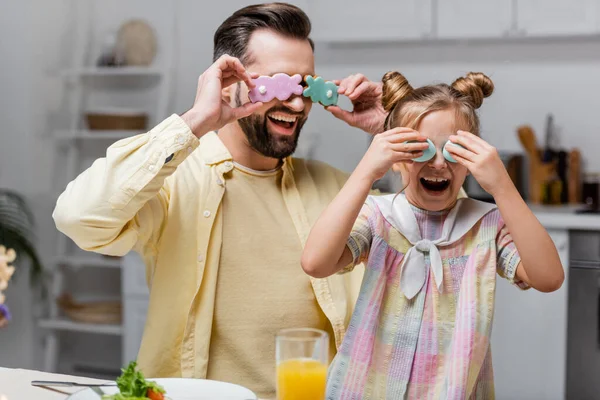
[
  {"x1": 557, "y1": 150, "x2": 568, "y2": 203},
  {"x1": 517, "y1": 125, "x2": 556, "y2": 204},
  {"x1": 31, "y1": 380, "x2": 116, "y2": 387},
  {"x1": 542, "y1": 113, "x2": 555, "y2": 163},
  {"x1": 517, "y1": 125, "x2": 539, "y2": 158},
  {"x1": 569, "y1": 149, "x2": 582, "y2": 204}
]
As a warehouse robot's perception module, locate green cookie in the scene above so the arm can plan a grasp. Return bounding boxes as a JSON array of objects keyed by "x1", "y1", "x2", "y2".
[{"x1": 303, "y1": 76, "x2": 339, "y2": 106}]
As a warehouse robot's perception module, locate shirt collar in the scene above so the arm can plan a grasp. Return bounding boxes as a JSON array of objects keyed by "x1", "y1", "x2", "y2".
[
  {"x1": 198, "y1": 132, "x2": 233, "y2": 165},
  {"x1": 198, "y1": 131, "x2": 296, "y2": 174}
]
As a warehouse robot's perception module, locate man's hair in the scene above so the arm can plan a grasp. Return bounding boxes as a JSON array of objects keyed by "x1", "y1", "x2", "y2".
[{"x1": 213, "y1": 2, "x2": 314, "y2": 65}]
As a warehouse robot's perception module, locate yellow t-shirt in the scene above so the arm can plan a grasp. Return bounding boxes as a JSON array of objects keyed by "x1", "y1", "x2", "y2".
[{"x1": 206, "y1": 162, "x2": 334, "y2": 399}]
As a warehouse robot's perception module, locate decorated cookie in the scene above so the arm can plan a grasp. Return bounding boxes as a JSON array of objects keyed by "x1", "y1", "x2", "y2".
[
  {"x1": 410, "y1": 139, "x2": 436, "y2": 162},
  {"x1": 302, "y1": 76, "x2": 339, "y2": 106},
  {"x1": 402, "y1": 139, "x2": 465, "y2": 163},
  {"x1": 442, "y1": 140, "x2": 464, "y2": 163},
  {"x1": 248, "y1": 73, "x2": 304, "y2": 103}
]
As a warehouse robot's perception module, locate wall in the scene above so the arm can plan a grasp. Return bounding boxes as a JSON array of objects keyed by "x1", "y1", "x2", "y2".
[
  {"x1": 172, "y1": 2, "x2": 600, "y2": 175},
  {"x1": 3, "y1": 0, "x2": 600, "y2": 370},
  {"x1": 0, "y1": 0, "x2": 71, "y2": 368}
]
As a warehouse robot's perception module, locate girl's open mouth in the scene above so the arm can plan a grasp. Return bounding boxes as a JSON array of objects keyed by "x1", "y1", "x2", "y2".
[{"x1": 420, "y1": 177, "x2": 451, "y2": 193}]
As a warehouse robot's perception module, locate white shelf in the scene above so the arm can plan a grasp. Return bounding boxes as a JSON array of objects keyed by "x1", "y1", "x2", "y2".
[
  {"x1": 39, "y1": 318, "x2": 123, "y2": 335},
  {"x1": 55, "y1": 254, "x2": 122, "y2": 269},
  {"x1": 54, "y1": 129, "x2": 143, "y2": 141},
  {"x1": 61, "y1": 66, "x2": 163, "y2": 78}
]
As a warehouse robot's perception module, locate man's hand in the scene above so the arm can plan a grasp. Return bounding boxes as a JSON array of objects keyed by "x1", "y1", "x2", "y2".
[
  {"x1": 326, "y1": 73, "x2": 387, "y2": 135},
  {"x1": 181, "y1": 55, "x2": 263, "y2": 138}
]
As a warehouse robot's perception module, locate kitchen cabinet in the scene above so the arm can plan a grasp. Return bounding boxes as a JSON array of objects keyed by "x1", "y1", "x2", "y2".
[
  {"x1": 516, "y1": 0, "x2": 600, "y2": 36},
  {"x1": 309, "y1": 0, "x2": 433, "y2": 42},
  {"x1": 491, "y1": 229, "x2": 568, "y2": 400},
  {"x1": 566, "y1": 231, "x2": 600, "y2": 399},
  {"x1": 436, "y1": 0, "x2": 514, "y2": 39}
]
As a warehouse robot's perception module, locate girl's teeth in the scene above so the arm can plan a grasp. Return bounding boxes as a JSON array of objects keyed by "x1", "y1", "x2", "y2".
[{"x1": 424, "y1": 178, "x2": 448, "y2": 183}]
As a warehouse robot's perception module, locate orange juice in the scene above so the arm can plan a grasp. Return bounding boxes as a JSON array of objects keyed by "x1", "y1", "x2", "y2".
[{"x1": 277, "y1": 358, "x2": 327, "y2": 400}]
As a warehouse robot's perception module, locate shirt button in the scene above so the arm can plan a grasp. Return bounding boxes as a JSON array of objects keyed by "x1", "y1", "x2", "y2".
[
  {"x1": 224, "y1": 161, "x2": 233, "y2": 169},
  {"x1": 197, "y1": 255, "x2": 204, "y2": 263},
  {"x1": 148, "y1": 165, "x2": 154, "y2": 171},
  {"x1": 177, "y1": 136, "x2": 185, "y2": 145},
  {"x1": 187, "y1": 146, "x2": 193, "y2": 154},
  {"x1": 216, "y1": 177, "x2": 224, "y2": 186},
  {"x1": 203, "y1": 210, "x2": 211, "y2": 218}
]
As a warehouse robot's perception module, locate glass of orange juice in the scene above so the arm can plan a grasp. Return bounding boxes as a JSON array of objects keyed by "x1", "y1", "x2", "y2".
[{"x1": 276, "y1": 328, "x2": 328, "y2": 400}]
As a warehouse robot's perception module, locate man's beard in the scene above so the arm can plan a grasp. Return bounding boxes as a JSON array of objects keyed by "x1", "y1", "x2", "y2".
[{"x1": 235, "y1": 86, "x2": 306, "y2": 159}]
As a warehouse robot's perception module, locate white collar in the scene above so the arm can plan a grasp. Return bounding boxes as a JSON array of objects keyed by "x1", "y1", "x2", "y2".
[{"x1": 368, "y1": 194, "x2": 497, "y2": 299}]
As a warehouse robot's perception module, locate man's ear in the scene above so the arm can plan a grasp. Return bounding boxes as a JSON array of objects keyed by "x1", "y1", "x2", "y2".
[
  {"x1": 223, "y1": 81, "x2": 244, "y2": 106},
  {"x1": 222, "y1": 84, "x2": 234, "y2": 105}
]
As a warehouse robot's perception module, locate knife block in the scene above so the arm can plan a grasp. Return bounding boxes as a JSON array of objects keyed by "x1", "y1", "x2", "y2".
[
  {"x1": 518, "y1": 125, "x2": 559, "y2": 204},
  {"x1": 529, "y1": 156, "x2": 557, "y2": 204}
]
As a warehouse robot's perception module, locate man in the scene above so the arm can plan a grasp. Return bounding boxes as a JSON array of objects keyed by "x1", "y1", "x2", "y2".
[{"x1": 52, "y1": 3, "x2": 385, "y2": 397}]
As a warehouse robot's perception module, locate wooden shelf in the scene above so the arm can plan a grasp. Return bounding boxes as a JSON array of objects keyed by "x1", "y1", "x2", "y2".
[
  {"x1": 39, "y1": 318, "x2": 123, "y2": 335},
  {"x1": 61, "y1": 67, "x2": 163, "y2": 78},
  {"x1": 55, "y1": 255, "x2": 122, "y2": 269},
  {"x1": 54, "y1": 129, "x2": 143, "y2": 141}
]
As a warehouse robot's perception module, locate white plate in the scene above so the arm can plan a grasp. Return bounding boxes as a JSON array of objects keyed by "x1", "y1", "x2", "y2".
[{"x1": 67, "y1": 378, "x2": 257, "y2": 400}]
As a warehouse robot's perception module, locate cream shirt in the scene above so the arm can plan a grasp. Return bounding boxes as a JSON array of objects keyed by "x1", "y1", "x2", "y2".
[{"x1": 52, "y1": 114, "x2": 364, "y2": 379}]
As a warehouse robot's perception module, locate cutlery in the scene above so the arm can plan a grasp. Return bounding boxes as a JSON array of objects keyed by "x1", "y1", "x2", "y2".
[{"x1": 31, "y1": 380, "x2": 117, "y2": 387}]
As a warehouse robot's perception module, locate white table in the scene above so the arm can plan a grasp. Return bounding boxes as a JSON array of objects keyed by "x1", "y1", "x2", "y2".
[
  {"x1": 0, "y1": 367, "x2": 270, "y2": 400},
  {"x1": 0, "y1": 367, "x2": 107, "y2": 399}
]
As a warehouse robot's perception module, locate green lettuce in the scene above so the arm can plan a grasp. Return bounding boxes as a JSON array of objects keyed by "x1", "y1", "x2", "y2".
[{"x1": 102, "y1": 361, "x2": 165, "y2": 400}]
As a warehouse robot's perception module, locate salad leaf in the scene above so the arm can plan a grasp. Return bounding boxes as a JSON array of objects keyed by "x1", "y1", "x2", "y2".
[{"x1": 102, "y1": 361, "x2": 166, "y2": 400}]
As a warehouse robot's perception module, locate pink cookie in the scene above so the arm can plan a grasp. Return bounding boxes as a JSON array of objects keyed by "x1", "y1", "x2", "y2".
[{"x1": 248, "y1": 73, "x2": 304, "y2": 103}]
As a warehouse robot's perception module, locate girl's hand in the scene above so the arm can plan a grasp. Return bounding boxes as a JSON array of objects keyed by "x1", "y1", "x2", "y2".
[
  {"x1": 446, "y1": 130, "x2": 513, "y2": 197},
  {"x1": 357, "y1": 128, "x2": 428, "y2": 182}
]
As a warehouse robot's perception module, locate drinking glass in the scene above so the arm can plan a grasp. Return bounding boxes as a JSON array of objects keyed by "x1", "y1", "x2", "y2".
[{"x1": 276, "y1": 328, "x2": 328, "y2": 400}]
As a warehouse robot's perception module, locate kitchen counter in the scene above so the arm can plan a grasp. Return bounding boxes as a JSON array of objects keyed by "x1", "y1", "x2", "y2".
[{"x1": 529, "y1": 204, "x2": 600, "y2": 230}]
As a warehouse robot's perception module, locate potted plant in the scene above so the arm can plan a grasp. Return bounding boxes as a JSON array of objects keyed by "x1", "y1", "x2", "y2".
[{"x1": 0, "y1": 189, "x2": 44, "y2": 326}]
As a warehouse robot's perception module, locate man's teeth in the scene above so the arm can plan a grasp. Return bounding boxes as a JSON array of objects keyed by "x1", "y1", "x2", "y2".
[
  {"x1": 269, "y1": 114, "x2": 297, "y2": 123},
  {"x1": 423, "y1": 177, "x2": 449, "y2": 183}
]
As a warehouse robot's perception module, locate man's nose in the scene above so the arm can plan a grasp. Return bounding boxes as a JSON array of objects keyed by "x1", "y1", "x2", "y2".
[{"x1": 282, "y1": 95, "x2": 306, "y2": 113}]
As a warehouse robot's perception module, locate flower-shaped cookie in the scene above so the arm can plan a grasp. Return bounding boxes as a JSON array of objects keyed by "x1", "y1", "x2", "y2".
[
  {"x1": 303, "y1": 76, "x2": 339, "y2": 106},
  {"x1": 248, "y1": 73, "x2": 304, "y2": 103}
]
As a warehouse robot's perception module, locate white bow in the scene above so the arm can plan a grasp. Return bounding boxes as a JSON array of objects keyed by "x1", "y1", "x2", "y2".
[
  {"x1": 400, "y1": 239, "x2": 444, "y2": 299},
  {"x1": 369, "y1": 194, "x2": 497, "y2": 300}
]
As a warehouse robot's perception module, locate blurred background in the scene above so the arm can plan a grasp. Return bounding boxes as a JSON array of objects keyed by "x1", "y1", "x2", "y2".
[{"x1": 1, "y1": 1, "x2": 600, "y2": 399}]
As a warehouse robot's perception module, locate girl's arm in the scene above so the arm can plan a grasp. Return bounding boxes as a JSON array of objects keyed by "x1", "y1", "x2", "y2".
[
  {"x1": 493, "y1": 184, "x2": 564, "y2": 292},
  {"x1": 447, "y1": 131, "x2": 564, "y2": 292},
  {"x1": 301, "y1": 128, "x2": 428, "y2": 278}
]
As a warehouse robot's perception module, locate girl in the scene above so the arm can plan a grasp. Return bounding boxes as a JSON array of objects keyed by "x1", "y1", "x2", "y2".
[{"x1": 301, "y1": 71, "x2": 564, "y2": 399}]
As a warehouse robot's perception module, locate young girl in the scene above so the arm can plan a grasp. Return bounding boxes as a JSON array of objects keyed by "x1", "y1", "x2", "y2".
[{"x1": 301, "y1": 71, "x2": 565, "y2": 399}]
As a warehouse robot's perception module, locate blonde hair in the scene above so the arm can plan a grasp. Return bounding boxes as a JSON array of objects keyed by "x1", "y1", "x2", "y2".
[{"x1": 382, "y1": 71, "x2": 494, "y2": 135}]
